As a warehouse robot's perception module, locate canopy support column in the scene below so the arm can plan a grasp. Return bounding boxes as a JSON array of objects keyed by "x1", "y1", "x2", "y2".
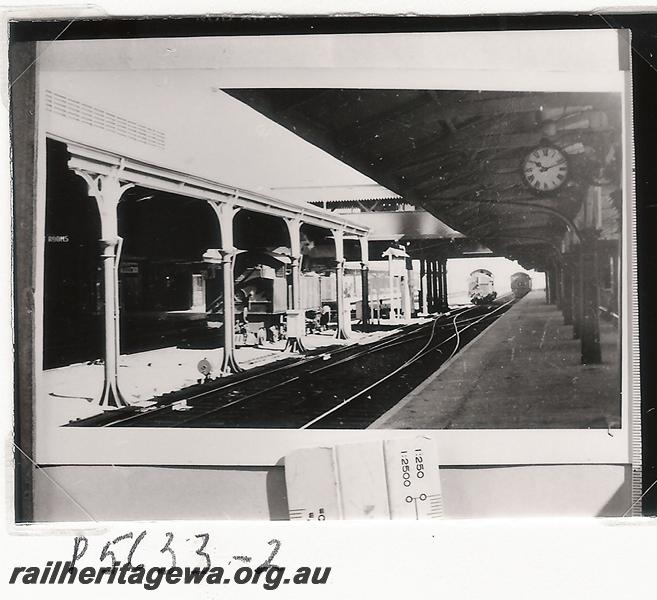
[
  {"x1": 544, "y1": 264, "x2": 552, "y2": 305},
  {"x1": 387, "y1": 252, "x2": 396, "y2": 321},
  {"x1": 439, "y1": 259, "x2": 449, "y2": 312},
  {"x1": 401, "y1": 267, "x2": 411, "y2": 320},
  {"x1": 610, "y1": 250, "x2": 620, "y2": 326},
  {"x1": 207, "y1": 201, "x2": 243, "y2": 376},
  {"x1": 333, "y1": 229, "x2": 349, "y2": 339},
  {"x1": 284, "y1": 217, "x2": 307, "y2": 353},
  {"x1": 72, "y1": 168, "x2": 134, "y2": 408},
  {"x1": 359, "y1": 236, "x2": 370, "y2": 328},
  {"x1": 545, "y1": 269, "x2": 550, "y2": 304},
  {"x1": 553, "y1": 265, "x2": 559, "y2": 308},
  {"x1": 562, "y1": 256, "x2": 573, "y2": 325},
  {"x1": 556, "y1": 261, "x2": 564, "y2": 312},
  {"x1": 572, "y1": 248, "x2": 583, "y2": 340},
  {"x1": 434, "y1": 261, "x2": 441, "y2": 311},
  {"x1": 427, "y1": 260, "x2": 435, "y2": 313},
  {"x1": 435, "y1": 260, "x2": 444, "y2": 312},
  {"x1": 580, "y1": 231, "x2": 602, "y2": 364},
  {"x1": 419, "y1": 257, "x2": 426, "y2": 313}
]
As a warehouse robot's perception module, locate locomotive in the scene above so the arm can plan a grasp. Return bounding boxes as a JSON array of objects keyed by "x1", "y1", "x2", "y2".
[
  {"x1": 206, "y1": 250, "x2": 315, "y2": 341},
  {"x1": 510, "y1": 272, "x2": 533, "y2": 299},
  {"x1": 468, "y1": 269, "x2": 497, "y2": 305},
  {"x1": 205, "y1": 250, "x2": 371, "y2": 341}
]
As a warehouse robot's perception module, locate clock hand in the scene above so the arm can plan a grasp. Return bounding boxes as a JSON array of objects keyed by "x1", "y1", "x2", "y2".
[
  {"x1": 537, "y1": 159, "x2": 567, "y2": 172},
  {"x1": 545, "y1": 158, "x2": 567, "y2": 169}
]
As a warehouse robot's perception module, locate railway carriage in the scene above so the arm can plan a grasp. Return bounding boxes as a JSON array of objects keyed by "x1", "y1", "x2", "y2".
[{"x1": 510, "y1": 272, "x2": 533, "y2": 299}]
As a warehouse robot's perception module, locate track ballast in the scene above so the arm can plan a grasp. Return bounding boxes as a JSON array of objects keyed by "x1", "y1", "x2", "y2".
[{"x1": 69, "y1": 297, "x2": 515, "y2": 429}]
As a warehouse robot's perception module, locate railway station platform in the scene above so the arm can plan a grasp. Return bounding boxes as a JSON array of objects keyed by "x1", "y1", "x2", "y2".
[
  {"x1": 40, "y1": 326, "x2": 402, "y2": 428},
  {"x1": 371, "y1": 290, "x2": 621, "y2": 430}
]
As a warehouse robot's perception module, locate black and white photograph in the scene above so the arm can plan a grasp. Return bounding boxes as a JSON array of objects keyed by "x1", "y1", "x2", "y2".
[{"x1": 10, "y1": 23, "x2": 642, "y2": 520}]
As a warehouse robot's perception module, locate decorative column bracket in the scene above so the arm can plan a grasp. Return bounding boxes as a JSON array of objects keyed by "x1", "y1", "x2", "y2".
[{"x1": 73, "y1": 167, "x2": 134, "y2": 408}]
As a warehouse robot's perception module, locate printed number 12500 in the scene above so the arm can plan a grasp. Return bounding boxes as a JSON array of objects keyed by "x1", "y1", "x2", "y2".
[{"x1": 400, "y1": 450, "x2": 424, "y2": 487}]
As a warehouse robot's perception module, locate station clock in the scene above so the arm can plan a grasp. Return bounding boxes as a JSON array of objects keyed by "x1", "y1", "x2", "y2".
[{"x1": 521, "y1": 145, "x2": 569, "y2": 193}]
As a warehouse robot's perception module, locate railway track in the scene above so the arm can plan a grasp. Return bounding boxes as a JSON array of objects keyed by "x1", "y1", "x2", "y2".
[
  {"x1": 70, "y1": 297, "x2": 515, "y2": 429},
  {"x1": 69, "y1": 314, "x2": 444, "y2": 427}
]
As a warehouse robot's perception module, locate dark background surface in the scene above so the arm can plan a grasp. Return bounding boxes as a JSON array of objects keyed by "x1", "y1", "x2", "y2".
[{"x1": 9, "y1": 12, "x2": 657, "y2": 518}]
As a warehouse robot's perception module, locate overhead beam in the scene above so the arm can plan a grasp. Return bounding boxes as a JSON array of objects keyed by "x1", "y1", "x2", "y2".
[
  {"x1": 432, "y1": 92, "x2": 588, "y2": 122},
  {"x1": 338, "y1": 91, "x2": 590, "y2": 149},
  {"x1": 413, "y1": 195, "x2": 581, "y2": 242},
  {"x1": 338, "y1": 90, "x2": 474, "y2": 148},
  {"x1": 394, "y1": 116, "x2": 526, "y2": 174},
  {"x1": 63, "y1": 138, "x2": 369, "y2": 237},
  {"x1": 414, "y1": 169, "x2": 528, "y2": 196},
  {"x1": 335, "y1": 92, "x2": 439, "y2": 145}
]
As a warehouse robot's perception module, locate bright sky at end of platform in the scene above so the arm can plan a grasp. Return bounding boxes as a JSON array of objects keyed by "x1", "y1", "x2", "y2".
[{"x1": 447, "y1": 257, "x2": 546, "y2": 301}]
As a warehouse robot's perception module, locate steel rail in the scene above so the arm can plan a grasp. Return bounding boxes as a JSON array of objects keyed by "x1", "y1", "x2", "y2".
[
  {"x1": 101, "y1": 311, "x2": 468, "y2": 427},
  {"x1": 165, "y1": 310, "x2": 475, "y2": 428},
  {"x1": 300, "y1": 297, "x2": 515, "y2": 429},
  {"x1": 171, "y1": 305, "x2": 505, "y2": 429}
]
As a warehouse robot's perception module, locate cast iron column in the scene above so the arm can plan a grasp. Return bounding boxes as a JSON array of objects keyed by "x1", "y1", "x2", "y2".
[
  {"x1": 401, "y1": 260, "x2": 412, "y2": 320},
  {"x1": 359, "y1": 236, "x2": 370, "y2": 327},
  {"x1": 545, "y1": 268, "x2": 551, "y2": 304},
  {"x1": 207, "y1": 201, "x2": 244, "y2": 375},
  {"x1": 562, "y1": 255, "x2": 573, "y2": 326},
  {"x1": 580, "y1": 230, "x2": 602, "y2": 364},
  {"x1": 333, "y1": 229, "x2": 349, "y2": 339},
  {"x1": 549, "y1": 267, "x2": 558, "y2": 304},
  {"x1": 572, "y1": 247, "x2": 583, "y2": 340},
  {"x1": 554, "y1": 262, "x2": 562, "y2": 309},
  {"x1": 425, "y1": 260, "x2": 431, "y2": 312},
  {"x1": 440, "y1": 259, "x2": 449, "y2": 311},
  {"x1": 434, "y1": 260, "x2": 441, "y2": 312},
  {"x1": 556, "y1": 261, "x2": 565, "y2": 312},
  {"x1": 220, "y1": 249, "x2": 242, "y2": 374},
  {"x1": 72, "y1": 168, "x2": 133, "y2": 408},
  {"x1": 284, "y1": 218, "x2": 306, "y2": 353},
  {"x1": 431, "y1": 260, "x2": 438, "y2": 313},
  {"x1": 419, "y1": 257, "x2": 425, "y2": 313}
]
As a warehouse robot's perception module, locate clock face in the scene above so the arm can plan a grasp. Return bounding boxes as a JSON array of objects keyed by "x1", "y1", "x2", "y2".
[{"x1": 522, "y1": 146, "x2": 568, "y2": 192}]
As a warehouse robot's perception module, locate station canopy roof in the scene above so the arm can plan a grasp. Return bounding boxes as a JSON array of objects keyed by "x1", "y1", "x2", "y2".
[
  {"x1": 225, "y1": 88, "x2": 623, "y2": 271},
  {"x1": 41, "y1": 33, "x2": 624, "y2": 269}
]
